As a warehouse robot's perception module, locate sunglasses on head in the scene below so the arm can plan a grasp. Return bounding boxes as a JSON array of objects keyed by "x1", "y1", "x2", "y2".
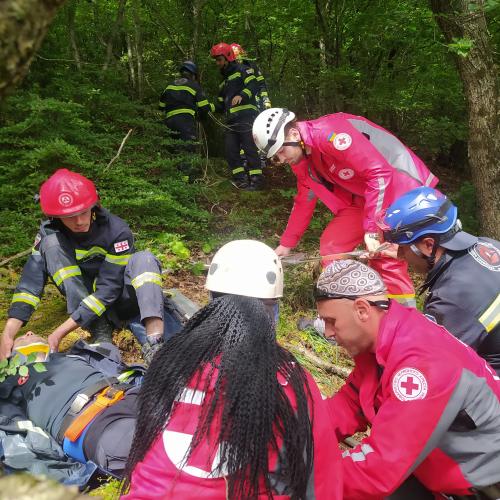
[{"x1": 313, "y1": 288, "x2": 389, "y2": 310}]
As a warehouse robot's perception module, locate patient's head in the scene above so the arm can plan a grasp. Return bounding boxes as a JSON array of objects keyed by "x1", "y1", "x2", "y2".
[{"x1": 12, "y1": 332, "x2": 49, "y2": 361}]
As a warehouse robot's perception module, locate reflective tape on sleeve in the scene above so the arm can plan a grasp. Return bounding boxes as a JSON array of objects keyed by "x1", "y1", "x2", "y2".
[
  {"x1": 105, "y1": 253, "x2": 131, "y2": 266},
  {"x1": 82, "y1": 295, "x2": 106, "y2": 316},
  {"x1": 53, "y1": 265, "x2": 82, "y2": 286},
  {"x1": 479, "y1": 294, "x2": 500, "y2": 333},
  {"x1": 12, "y1": 292, "x2": 41, "y2": 309},
  {"x1": 131, "y1": 272, "x2": 162, "y2": 290}
]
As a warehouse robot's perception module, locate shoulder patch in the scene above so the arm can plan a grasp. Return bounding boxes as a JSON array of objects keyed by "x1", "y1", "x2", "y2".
[
  {"x1": 114, "y1": 240, "x2": 130, "y2": 253},
  {"x1": 392, "y1": 367, "x2": 428, "y2": 401},
  {"x1": 469, "y1": 241, "x2": 500, "y2": 272},
  {"x1": 338, "y1": 168, "x2": 355, "y2": 180},
  {"x1": 333, "y1": 132, "x2": 352, "y2": 151}
]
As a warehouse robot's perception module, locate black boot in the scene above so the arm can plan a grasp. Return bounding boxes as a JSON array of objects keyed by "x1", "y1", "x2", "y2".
[
  {"x1": 231, "y1": 173, "x2": 250, "y2": 190},
  {"x1": 88, "y1": 316, "x2": 114, "y2": 344},
  {"x1": 247, "y1": 174, "x2": 265, "y2": 191}
]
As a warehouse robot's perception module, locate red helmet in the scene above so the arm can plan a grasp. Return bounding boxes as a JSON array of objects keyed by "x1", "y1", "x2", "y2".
[
  {"x1": 210, "y1": 42, "x2": 235, "y2": 62},
  {"x1": 39, "y1": 168, "x2": 98, "y2": 217},
  {"x1": 230, "y1": 43, "x2": 245, "y2": 59}
]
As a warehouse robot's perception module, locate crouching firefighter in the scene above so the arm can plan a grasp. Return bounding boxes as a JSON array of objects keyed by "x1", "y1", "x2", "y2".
[
  {"x1": 0, "y1": 332, "x2": 146, "y2": 478},
  {"x1": 0, "y1": 169, "x2": 182, "y2": 362}
]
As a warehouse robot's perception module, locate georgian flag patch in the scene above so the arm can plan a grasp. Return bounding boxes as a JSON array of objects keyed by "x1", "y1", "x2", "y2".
[{"x1": 114, "y1": 240, "x2": 130, "y2": 253}]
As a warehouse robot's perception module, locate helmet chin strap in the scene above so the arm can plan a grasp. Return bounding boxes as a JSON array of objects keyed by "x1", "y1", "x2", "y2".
[{"x1": 410, "y1": 237, "x2": 439, "y2": 270}]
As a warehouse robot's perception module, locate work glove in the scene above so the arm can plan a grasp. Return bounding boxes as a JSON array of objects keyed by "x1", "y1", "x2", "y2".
[{"x1": 141, "y1": 333, "x2": 164, "y2": 367}]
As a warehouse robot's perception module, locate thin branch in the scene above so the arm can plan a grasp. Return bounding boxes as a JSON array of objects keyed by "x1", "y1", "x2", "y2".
[
  {"x1": 105, "y1": 129, "x2": 134, "y2": 171},
  {"x1": 0, "y1": 249, "x2": 31, "y2": 268},
  {"x1": 287, "y1": 343, "x2": 352, "y2": 379}
]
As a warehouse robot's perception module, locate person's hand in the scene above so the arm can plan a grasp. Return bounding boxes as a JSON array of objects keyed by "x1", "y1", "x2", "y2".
[
  {"x1": 364, "y1": 232, "x2": 381, "y2": 254},
  {"x1": 231, "y1": 95, "x2": 243, "y2": 106},
  {"x1": 275, "y1": 245, "x2": 292, "y2": 257},
  {"x1": 0, "y1": 336, "x2": 14, "y2": 360},
  {"x1": 47, "y1": 331, "x2": 64, "y2": 353}
]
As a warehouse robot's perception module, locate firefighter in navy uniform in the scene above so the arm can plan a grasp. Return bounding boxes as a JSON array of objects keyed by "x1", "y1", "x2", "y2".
[
  {"x1": 0, "y1": 169, "x2": 182, "y2": 362},
  {"x1": 210, "y1": 42, "x2": 264, "y2": 191},
  {"x1": 230, "y1": 43, "x2": 271, "y2": 112},
  {"x1": 230, "y1": 42, "x2": 271, "y2": 176},
  {"x1": 381, "y1": 186, "x2": 500, "y2": 374},
  {"x1": 159, "y1": 60, "x2": 214, "y2": 180}
]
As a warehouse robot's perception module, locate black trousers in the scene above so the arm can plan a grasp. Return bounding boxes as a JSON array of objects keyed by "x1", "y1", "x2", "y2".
[
  {"x1": 224, "y1": 120, "x2": 261, "y2": 177},
  {"x1": 165, "y1": 115, "x2": 198, "y2": 175},
  {"x1": 83, "y1": 387, "x2": 139, "y2": 477}
]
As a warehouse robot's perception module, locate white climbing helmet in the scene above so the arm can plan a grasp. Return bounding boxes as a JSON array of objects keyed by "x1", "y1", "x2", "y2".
[
  {"x1": 205, "y1": 240, "x2": 284, "y2": 299},
  {"x1": 252, "y1": 108, "x2": 296, "y2": 158}
]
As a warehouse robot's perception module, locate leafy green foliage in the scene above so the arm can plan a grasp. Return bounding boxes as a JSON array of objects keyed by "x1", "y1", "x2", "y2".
[{"x1": 0, "y1": 353, "x2": 47, "y2": 383}]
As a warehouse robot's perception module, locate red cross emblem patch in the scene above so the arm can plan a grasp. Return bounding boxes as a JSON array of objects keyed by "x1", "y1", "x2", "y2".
[{"x1": 392, "y1": 367, "x2": 428, "y2": 401}]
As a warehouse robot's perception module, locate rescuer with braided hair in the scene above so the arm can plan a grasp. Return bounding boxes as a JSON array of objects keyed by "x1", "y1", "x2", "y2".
[{"x1": 122, "y1": 294, "x2": 341, "y2": 499}]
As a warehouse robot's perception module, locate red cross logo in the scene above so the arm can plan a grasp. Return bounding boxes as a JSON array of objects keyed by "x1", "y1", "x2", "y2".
[
  {"x1": 400, "y1": 376, "x2": 419, "y2": 396},
  {"x1": 392, "y1": 367, "x2": 428, "y2": 401}
]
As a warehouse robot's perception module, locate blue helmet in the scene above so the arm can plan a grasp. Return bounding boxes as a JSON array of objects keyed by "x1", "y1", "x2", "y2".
[
  {"x1": 381, "y1": 187, "x2": 458, "y2": 245},
  {"x1": 179, "y1": 60, "x2": 198, "y2": 76}
]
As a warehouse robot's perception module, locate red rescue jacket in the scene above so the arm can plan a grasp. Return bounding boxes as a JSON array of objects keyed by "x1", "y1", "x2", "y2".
[
  {"x1": 327, "y1": 301, "x2": 500, "y2": 499},
  {"x1": 124, "y1": 360, "x2": 342, "y2": 499},
  {"x1": 281, "y1": 113, "x2": 438, "y2": 247}
]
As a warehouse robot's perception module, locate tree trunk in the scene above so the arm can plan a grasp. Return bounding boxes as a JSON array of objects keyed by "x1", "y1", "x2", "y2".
[
  {"x1": 0, "y1": 0, "x2": 67, "y2": 101},
  {"x1": 102, "y1": 0, "x2": 126, "y2": 71},
  {"x1": 66, "y1": 0, "x2": 81, "y2": 70},
  {"x1": 430, "y1": 0, "x2": 500, "y2": 238},
  {"x1": 132, "y1": 0, "x2": 143, "y2": 100},
  {"x1": 126, "y1": 34, "x2": 137, "y2": 90}
]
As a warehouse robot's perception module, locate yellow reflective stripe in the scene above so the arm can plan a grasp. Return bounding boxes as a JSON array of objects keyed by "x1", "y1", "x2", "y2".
[
  {"x1": 166, "y1": 85, "x2": 196, "y2": 96},
  {"x1": 210, "y1": 103, "x2": 215, "y2": 112},
  {"x1": 12, "y1": 292, "x2": 41, "y2": 308},
  {"x1": 82, "y1": 294, "x2": 106, "y2": 316},
  {"x1": 229, "y1": 104, "x2": 258, "y2": 113},
  {"x1": 260, "y1": 91, "x2": 269, "y2": 96},
  {"x1": 53, "y1": 265, "x2": 82, "y2": 286},
  {"x1": 232, "y1": 167, "x2": 245, "y2": 175},
  {"x1": 105, "y1": 253, "x2": 131, "y2": 266},
  {"x1": 159, "y1": 102, "x2": 166, "y2": 108},
  {"x1": 244, "y1": 75, "x2": 256, "y2": 84},
  {"x1": 131, "y1": 272, "x2": 162, "y2": 290},
  {"x1": 218, "y1": 81, "x2": 225, "y2": 89},
  {"x1": 117, "y1": 369, "x2": 136, "y2": 382},
  {"x1": 75, "y1": 246, "x2": 107, "y2": 261},
  {"x1": 242, "y1": 88, "x2": 252, "y2": 98},
  {"x1": 166, "y1": 108, "x2": 195, "y2": 119},
  {"x1": 479, "y1": 294, "x2": 500, "y2": 333},
  {"x1": 31, "y1": 248, "x2": 40, "y2": 255},
  {"x1": 227, "y1": 72, "x2": 241, "y2": 81},
  {"x1": 217, "y1": 97, "x2": 224, "y2": 102},
  {"x1": 197, "y1": 99, "x2": 210, "y2": 107},
  {"x1": 256, "y1": 75, "x2": 265, "y2": 81},
  {"x1": 249, "y1": 169, "x2": 262, "y2": 175},
  {"x1": 387, "y1": 293, "x2": 416, "y2": 299}
]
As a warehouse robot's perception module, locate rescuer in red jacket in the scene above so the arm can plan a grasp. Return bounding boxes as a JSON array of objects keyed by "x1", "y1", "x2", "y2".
[
  {"x1": 121, "y1": 295, "x2": 342, "y2": 499},
  {"x1": 253, "y1": 108, "x2": 440, "y2": 307},
  {"x1": 314, "y1": 259, "x2": 500, "y2": 499}
]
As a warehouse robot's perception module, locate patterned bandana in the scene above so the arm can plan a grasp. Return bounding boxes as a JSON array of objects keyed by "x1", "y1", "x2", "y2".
[{"x1": 316, "y1": 259, "x2": 387, "y2": 297}]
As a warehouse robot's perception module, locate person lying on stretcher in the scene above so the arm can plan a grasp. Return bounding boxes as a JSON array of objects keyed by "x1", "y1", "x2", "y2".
[{"x1": 0, "y1": 331, "x2": 144, "y2": 478}]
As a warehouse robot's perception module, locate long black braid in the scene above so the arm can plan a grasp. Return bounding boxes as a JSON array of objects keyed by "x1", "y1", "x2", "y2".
[{"x1": 123, "y1": 295, "x2": 314, "y2": 499}]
